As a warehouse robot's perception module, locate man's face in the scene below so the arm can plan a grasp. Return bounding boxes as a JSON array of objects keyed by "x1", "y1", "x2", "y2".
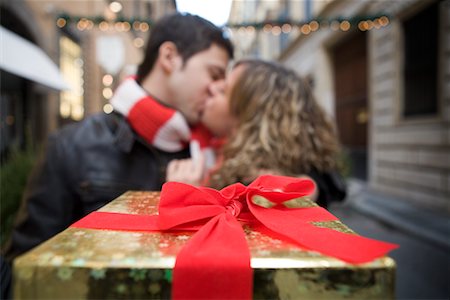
[{"x1": 168, "y1": 44, "x2": 230, "y2": 125}]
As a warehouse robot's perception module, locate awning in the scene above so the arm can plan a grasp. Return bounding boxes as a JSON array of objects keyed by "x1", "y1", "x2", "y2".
[{"x1": 0, "y1": 26, "x2": 70, "y2": 91}]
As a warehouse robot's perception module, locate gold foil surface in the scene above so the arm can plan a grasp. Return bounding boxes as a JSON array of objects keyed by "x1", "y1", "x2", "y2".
[{"x1": 14, "y1": 191, "x2": 395, "y2": 299}]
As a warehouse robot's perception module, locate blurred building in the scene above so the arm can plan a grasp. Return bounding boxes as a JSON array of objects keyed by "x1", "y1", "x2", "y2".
[
  {"x1": 2, "y1": 0, "x2": 448, "y2": 214},
  {"x1": 233, "y1": 0, "x2": 448, "y2": 213},
  {"x1": 0, "y1": 0, "x2": 176, "y2": 161},
  {"x1": 228, "y1": 0, "x2": 331, "y2": 59}
]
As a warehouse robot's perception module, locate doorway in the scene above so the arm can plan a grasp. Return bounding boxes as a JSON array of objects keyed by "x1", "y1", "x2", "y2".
[{"x1": 332, "y1": 32, "x2": 368, "y2": 180}]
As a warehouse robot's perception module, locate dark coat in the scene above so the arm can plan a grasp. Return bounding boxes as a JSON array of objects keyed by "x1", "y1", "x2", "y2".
[
  {"x1": 308, "y1": 168, "x2": 347, "y2": 208},
  {"x1": 2, "y1": 112, "x2": 189, "y2": 261}
]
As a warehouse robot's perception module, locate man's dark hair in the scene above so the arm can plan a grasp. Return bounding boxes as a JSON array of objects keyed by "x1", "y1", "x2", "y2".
[{"x1": 136, "y1": 13, "x2": 234, "y2": 83}]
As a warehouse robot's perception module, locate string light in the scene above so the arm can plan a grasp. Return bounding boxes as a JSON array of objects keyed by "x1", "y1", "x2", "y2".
[
  {"x1": 103, "y1": 103, "x2": 114, "y2": 114},
  {"x1": 300, "y1": 24, "x2": 311, "y2": 35},
  {"x1": 133, "y1": 37, "x2": 145, "y2": 48},
  {"x1": 330, "y1": 21, "x2": 341, "y2": 31},
  {"x1": 272, "y1": 26, "x2": 282, "y2": 36},
  {"x1": 109, "y1": 1, "x2": 123, "y2": 14},
  {"x1": 99, "y1": 21, "x2": 109, "y2": 31},
  {"x1": 55, "y1": 13, "x2": 152, "y2": 33},
  {"x1": 55, "y1": 13, "x2": 390, "y2": 34},
  {"x1": 281, "y1": 23, "x2": 292, "y2": 33},
  {"x1": 340, "y1": 20, "x2": 351, "y2": 31},
  {"x1": 263, "y1": 24, "x2": 272, "y2": 33},
  {"x1": 228, "y1": 15, "x2": 390, "y2": 32},
  {"x1": 102, "y1": 74, "x2": 113, "y2": 86},
  {"x1": 309, "y1": 20, "x2": 319, "y2": 31},
  {"x1": 102, "y1": 87, "x2": 113, "y2": 99},
  {"x1": 246, "y1": 26, "x2": 256, "y2": 34},
  {"x1": 56, "y1": 18, "x2": 67, "y2": 28}
]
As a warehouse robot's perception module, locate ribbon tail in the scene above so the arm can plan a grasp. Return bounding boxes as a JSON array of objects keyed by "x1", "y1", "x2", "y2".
[
  {"x1": 70, "y1": 212, "x2": 160, "y2": 231},
  {"x1": 173, "y1": 213, "x2": 252, "y2": 300},
  {"x1": 250, "y1": 205, "x2": 398, "y2": 264}
]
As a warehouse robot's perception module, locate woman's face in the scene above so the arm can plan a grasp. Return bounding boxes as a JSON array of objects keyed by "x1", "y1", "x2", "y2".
[{"x1": 201, "y1": 65, "x2": 245, "y2": 137}]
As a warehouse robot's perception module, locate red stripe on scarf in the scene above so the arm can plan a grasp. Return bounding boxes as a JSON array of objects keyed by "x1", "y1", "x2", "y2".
[{"x1": 128, "y1": 97, "x2": 176, "y2": 145}]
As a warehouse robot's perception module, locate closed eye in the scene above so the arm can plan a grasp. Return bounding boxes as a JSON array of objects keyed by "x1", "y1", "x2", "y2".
[{"x1": 209, "y1": 66, "x2": 225, "y2": 81}]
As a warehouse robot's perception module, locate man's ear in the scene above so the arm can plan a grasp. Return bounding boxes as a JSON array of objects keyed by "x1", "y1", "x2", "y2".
[{"x1": 158, "y1": 41, "x2": 182, "y2": 73}]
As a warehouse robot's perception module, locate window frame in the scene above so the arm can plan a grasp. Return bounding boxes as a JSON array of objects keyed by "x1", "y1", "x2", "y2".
[
  {"x1": 395, "y1": 0, "x2": 445, "y2": 125},
  {"x1": 59, "y1": 33, "x2": 85, "y2": 122}
]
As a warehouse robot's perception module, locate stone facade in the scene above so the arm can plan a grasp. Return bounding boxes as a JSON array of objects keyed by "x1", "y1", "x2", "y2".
[{"x1": 280, "y1": 0, "x2": 449, "y2": 213}]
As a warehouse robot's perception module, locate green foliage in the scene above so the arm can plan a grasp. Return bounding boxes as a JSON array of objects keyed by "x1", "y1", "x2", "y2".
[
  {"x1": 337, "y1": 148, "x2": 352, "y2": 179},
  {"x1": 0, "y1": 147, "x2": 37, "y2": 246}
]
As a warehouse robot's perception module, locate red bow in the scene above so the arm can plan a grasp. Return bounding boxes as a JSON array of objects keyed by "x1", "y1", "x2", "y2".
[{"x1": 72, "y1": 175, "x2": 398, "y2": 299}]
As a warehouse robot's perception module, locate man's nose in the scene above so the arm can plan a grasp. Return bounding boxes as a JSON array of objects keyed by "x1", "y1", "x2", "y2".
[{"x1": 207, "y1": 83, "x2": 217, "y2": 97}]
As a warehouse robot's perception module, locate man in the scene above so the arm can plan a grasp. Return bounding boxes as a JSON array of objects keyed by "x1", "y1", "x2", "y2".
[{"x1": 2, "y1": 12, "x2": 233, "y2": 265}]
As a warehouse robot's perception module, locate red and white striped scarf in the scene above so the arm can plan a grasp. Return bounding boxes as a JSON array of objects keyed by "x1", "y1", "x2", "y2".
[
  {"x1": 110, "y1": 77, "x2": 217, "y2": 169},
  {"x1": 110, "y1": 77, "x2": 191, "y2": 152}
]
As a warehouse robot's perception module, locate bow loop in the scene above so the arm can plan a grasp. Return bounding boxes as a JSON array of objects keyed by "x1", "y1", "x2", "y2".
[
  {"x1": 219, "y1": 182, "x2": 247, "y2": 200},
  {"x1": 247, "y1": 174, "x2": 316, "y2": 205}
]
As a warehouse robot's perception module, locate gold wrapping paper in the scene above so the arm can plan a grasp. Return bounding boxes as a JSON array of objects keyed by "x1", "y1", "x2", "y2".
[{"x1": 14, "y1": 191, "x2": 395, "y2": 299}]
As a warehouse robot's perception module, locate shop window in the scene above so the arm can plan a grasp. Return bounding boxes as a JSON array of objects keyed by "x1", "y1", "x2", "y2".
[
  {"x1": 59, "y1": 35, "x2": 84, "y2": 121},
  {"x1": 402, "y1": 1, "x2": 439, "y2": 118}
]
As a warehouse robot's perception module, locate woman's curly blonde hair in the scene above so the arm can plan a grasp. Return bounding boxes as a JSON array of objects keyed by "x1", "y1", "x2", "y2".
[{"x1": 209, "y1": 59, "x2": 341, "y2": 189}]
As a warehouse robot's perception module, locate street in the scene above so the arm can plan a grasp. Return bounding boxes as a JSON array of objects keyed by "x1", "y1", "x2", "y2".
[{"x1": 329, "y1": 187, "x2": 449, "y2": 300}]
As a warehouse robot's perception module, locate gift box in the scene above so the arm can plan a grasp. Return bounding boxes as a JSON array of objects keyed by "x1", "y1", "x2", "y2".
[{"x1": 14, "y1": 179, "x2": 396, "y2": 299}]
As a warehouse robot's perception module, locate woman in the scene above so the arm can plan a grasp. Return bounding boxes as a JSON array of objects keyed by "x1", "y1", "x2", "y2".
[{"x1": 167, "y1": 59, "x2": 346, "y2": 207}]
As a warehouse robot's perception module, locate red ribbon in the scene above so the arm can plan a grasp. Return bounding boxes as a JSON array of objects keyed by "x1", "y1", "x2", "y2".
[{"x1": 72, "y1": 175, "x2": 398, "y2": 300}]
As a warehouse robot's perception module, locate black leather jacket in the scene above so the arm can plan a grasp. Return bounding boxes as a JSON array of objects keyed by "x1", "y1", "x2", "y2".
[{"x1": 2, "y1": 112, "x2": 189, "y2": 261}]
